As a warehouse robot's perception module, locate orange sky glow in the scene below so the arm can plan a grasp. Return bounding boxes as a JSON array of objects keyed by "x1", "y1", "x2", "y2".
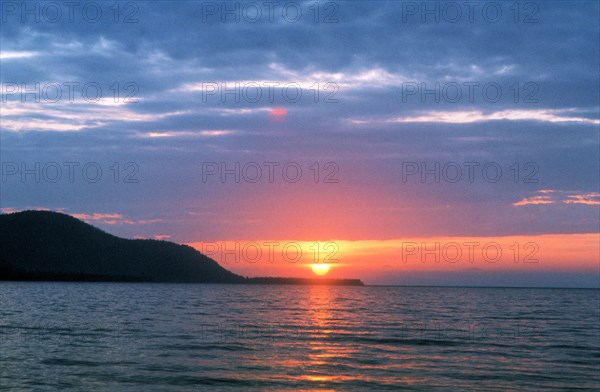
[{"x1": 189, "y1": 233, "x2": 600, "y2": 281}]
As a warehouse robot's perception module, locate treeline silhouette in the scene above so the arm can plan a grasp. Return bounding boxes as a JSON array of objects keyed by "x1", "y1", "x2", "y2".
[{"x1": 0, "y1": 211, "x2": 363, "y2": 286}]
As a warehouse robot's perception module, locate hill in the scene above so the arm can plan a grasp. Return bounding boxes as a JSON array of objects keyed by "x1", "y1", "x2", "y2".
[
  {"x1": 0, "y1": 211, "x2": 363, "y2": 285},
  {"x1": 0, "y1": 210, "x2": 244, "y2": 283}
]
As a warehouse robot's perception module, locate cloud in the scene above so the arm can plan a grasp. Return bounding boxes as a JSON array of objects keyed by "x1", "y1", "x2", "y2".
[
  {"x1": 1, "y1": 1, "x2": 598, "y2": 244},
  {"x1": 0, "y1": 50, "x2": 40, "y2": 60},
  {"x1": 513, "y1": 195, "x2": 556, "y2": 206},
  {"x1": 514, "y1": 191, "x2": 600, "y2": 207},
  {"x1": 70, "y1": 213, "x2": 160, "y2": 225},
  {"x1": 352, "y1": 109, "x2": 600, "y2": 125},
  {"x1": 563, "y1": 193, "x2": 600, "y2": 206},
  {"x1": 1, "y1": 101, "x2": 189, "y2": 132},
  {"x1": 137, "y1": 130, "x2": 238, "y2": 138},
  {"x1": 132, "y1": 234, "x2": 171, "y2": 240},
  {"x1": 178, "y1": 63, "x2": 410, "y2": 92},
  {"x1": 269, "y1": 107, "x2": 288, "y2": 122}
]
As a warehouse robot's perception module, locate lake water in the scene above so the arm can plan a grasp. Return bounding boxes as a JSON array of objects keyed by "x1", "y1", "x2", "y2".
[{"x1": 1, "y1": 282, "x2": 598, "y2": 390}]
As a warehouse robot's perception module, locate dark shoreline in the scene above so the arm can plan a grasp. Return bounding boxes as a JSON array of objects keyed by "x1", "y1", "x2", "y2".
[{"x1": 0, "y1": 273, "x2": 364, "y2": 286}]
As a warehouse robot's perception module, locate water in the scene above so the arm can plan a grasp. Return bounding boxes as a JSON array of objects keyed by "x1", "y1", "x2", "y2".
[{"x1": 1, "y1": 283, "x2": 598, "y2": 391}]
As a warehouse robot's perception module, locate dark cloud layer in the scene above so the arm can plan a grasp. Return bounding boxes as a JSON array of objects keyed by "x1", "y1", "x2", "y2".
[{"x1": 1, "y1": 1, "x2": 598, "y2": 251}]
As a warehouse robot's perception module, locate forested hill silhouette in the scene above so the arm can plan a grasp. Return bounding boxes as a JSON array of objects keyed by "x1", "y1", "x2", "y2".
[
  {"x1": 0, "y1": 211, "x2": 363, "y2": 286},
  {"x1": 0, "y1": 210, "x2": 245, "y2": 283}
]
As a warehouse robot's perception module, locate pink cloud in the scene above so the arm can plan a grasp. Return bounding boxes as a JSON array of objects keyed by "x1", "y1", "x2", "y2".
[
  {"x1": 514, "y1": 190, "x2": 600, "y2": 207},
  {"x1": 513, "y1": 195, "x2": 556, "y2": 206},
  {"x1": 269, "y1": 107, "x2": 288, "y2": 122},
  {"x1": 563, "y1": 193, "x2": 600, "y2": 206}
]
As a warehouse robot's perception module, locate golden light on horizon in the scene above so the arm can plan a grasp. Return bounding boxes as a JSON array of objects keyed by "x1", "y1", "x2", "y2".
[
  {"x1": 188, "y1": 233, "x2": 600, "y2": 281},
  {"x1": 311, "y1": 263, "x2": 330, "y2": 276}
]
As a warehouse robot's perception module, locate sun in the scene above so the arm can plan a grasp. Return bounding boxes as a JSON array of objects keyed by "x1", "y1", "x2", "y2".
[{"x1": 311, "y1": 263, "x2": 330, "y2": 276}]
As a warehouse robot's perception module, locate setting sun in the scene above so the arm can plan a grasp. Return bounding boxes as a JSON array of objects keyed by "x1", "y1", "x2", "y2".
[{"x1": 311, "y1": 263, "x2": 330, "y2": 276}]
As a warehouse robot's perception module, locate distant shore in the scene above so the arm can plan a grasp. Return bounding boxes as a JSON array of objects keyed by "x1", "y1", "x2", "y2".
[{"x1": 0, "y1": 273, "x2": 364, "y2": 286}]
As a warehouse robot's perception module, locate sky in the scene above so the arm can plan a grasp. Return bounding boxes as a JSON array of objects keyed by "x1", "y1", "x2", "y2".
[{"x1": 1, "y1": 0, "x2": 599, "y2": 287}]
